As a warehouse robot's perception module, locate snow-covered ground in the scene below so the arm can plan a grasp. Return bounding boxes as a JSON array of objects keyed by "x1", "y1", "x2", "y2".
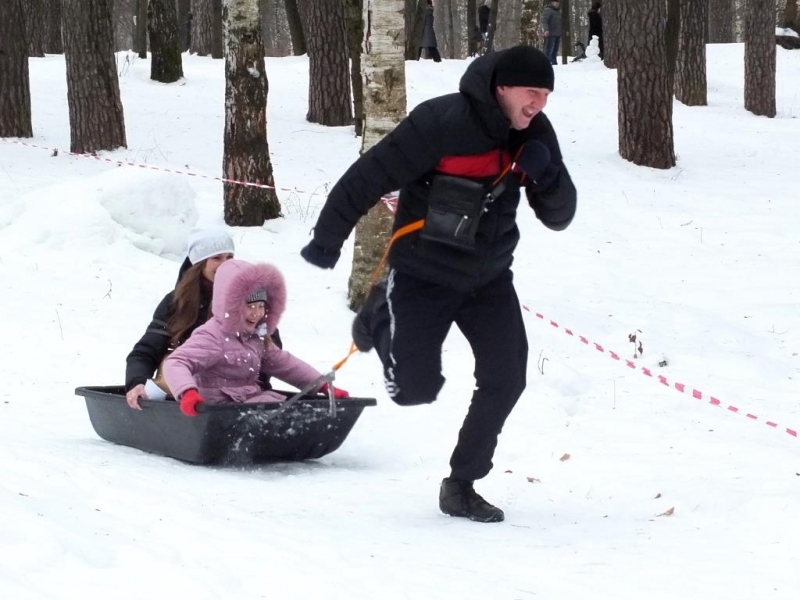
[{"x1": 1, "y1": 45, "x2": 799, "y2": 599}]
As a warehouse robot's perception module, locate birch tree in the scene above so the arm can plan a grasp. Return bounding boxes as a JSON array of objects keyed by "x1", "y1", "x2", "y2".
[
  {"x1": 0, "y1": 0, "x2": 32, "y2": 138},
  {"x1": 744, "y1": 0, "x2": 776, "y2": 117},
  {"x1": 349, "y1": 0, "x2": 407, "y2": 308},
  {"x1": 617, "y1": 0, "x2": 675, "y2": 169},
  {"x1": 62, "y1": 0, "x2": 127, "y2": 153},
  {"x1": 222, "y1": 0, "x2": 281, "y2": 224},
  {"x1": 521, "y1": 1, "x2": 544, "y2": 50}
]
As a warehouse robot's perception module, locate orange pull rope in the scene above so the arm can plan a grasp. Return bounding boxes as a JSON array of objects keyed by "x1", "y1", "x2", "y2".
[{"x1": 333, "y1": 218, "x2": 425, "y2": 371}]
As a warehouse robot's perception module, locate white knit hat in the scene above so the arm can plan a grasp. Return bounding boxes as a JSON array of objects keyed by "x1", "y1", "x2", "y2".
[{"x1": 186, "y1": 228, "x2": 235, "y2": 264}]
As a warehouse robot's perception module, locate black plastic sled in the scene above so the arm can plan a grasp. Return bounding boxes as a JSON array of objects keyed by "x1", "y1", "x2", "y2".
[{"x1": 75, "y1": 386, "x2": 376, "y2": 465}]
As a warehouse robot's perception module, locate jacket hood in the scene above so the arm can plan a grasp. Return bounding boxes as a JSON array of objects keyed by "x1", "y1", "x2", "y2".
[
  {"x1": 176, "y1": 256, "x2": 193, "y2": 286},
  {"x1": 458, "y1": 51, "x2": 514, "y2": 144},
  {"x1": 210, "y1": 259, "x2": 287, "y2": 336}
]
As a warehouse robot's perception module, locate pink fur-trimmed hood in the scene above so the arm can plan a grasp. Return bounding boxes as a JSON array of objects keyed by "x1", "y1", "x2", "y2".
[{"x1": 210, "y1": 259, "x2": 287, "y2": 335}]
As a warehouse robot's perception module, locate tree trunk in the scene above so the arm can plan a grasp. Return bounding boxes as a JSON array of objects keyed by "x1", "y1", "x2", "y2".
[
  {"x1": 177, "y1": 0, "x2": 191, "y2": 50},
  {"x1": 744, "y1": 0, "x2": 776, "y2": 117},
  {"x1": 345, "y1": 0, "x2": 365, "y2": 137},
  {"x1": 24, "y1": 0, "x2": 47, "y2": 57},
  {"x1": 211, "y1": 0, "x2": 224, "y2": 57},
  {"x1": 136, "y1": 0, "x2": 148, "y2": 57},
  {"x1": 43, "y1": 0, "x2": 64, "y2": 54},
  {"x1": 560, "y1": 0, "x2": 571, "y2": 64},
  {"x1": 284, "y1": 0, "x2": 306, "y2": 55},
  {"x1": 191, "y1": 0, "x2": 212, "y2": 54},
  {"x1": 62, "y1": 0, "x2": 127, "y2": 153},
  {"x1": 349, "y1": 0, "x2": 407, "y2": 310},
  {"x1": 603, "y1": 0, "x2": 620, "y2": 68},
  {"x1": 262, "y1": 0, "x2": 292, "y2": 56},
  {"x1": 148, "y1": 0, "x2": 184, "y2": 81},
  {"x1": 0, "y1": 0, "x2": 33, "y2": 137},
  {"x1": 486, "y1": 0, "x2": 499, "y2": 52},
  {"x1": 222, "y1": 0, "x2": 281, "y2": 224},
  {"x1": 493, "y1": 0, "x2": 521, "y2": 51},
  {"x1": 112, "y1": 0, "x2": 136, "y2": 51},
  {"x1": 297, "y1": 0, "x2": 352, "y2": 126},
  {"x1": 405, "y1": 0, "x2": 425, "y2": 60},
  {"x1": 617, "y1": 0, "x2": 675, "y2": 169},
  {"x1": 675, "y1": 0, "x2": 707, "y2": 106},
  {"x1": 665, "y1": 0, "x2": 680, "y2": 93},
  {"x1": 708, "y1": 0, "x2": 735, "y2": 42},
  {"x1": 521, "y1": 1, "x2": 543, "y2": 50}
]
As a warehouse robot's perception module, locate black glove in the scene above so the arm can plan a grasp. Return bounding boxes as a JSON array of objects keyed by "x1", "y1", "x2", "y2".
[
  {"x1": 517, "y1": 141, "x2": 559, "y2": 190},
  {"x1": 301, "y1": 240, "x2": 341, "y2": 269}
]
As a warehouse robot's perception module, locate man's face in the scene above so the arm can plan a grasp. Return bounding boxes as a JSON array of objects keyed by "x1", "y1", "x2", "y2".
[{"x1": 495, "y1": 86, "x2": 551, "y2": 130}]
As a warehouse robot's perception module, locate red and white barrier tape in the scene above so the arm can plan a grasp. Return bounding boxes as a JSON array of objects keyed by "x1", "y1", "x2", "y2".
[
  {"x1": 522, "y1": 305, "x2": 798, "y2": 440},
  {"x1": 0, "y1": 138, "x2": 399, "y2": 210}
]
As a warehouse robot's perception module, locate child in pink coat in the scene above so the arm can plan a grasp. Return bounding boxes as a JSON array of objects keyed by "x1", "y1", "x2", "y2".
[{"x1": 164, "y1": 259, "x2": 348, "y2": 416}]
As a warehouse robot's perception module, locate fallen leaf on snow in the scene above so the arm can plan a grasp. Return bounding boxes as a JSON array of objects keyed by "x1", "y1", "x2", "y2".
[
  {"x1": 526, "y1": 477, "x2": 541, "y2": 483},
  {"x1": 657, "y1": 507, "x2": 675, "y2": 517},
  {"x1": 559, "y1": 453, "x2": 571, "y2": 462},
  {"x1": 654, "y1": 493, "x2": 662, "y2": 499}
]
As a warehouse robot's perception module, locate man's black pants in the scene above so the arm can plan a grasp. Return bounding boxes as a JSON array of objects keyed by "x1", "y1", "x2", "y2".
[{"x1": 374, "y1": 269, "x2": 528, "y2": 481}]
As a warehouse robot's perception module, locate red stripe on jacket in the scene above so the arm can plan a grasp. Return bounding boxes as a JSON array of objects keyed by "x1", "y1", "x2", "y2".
[{"x1": 436, "y1": 149, "x2": 513, "y2": 178}]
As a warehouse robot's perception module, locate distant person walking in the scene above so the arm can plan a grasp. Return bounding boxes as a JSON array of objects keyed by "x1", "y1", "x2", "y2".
[
  {"x1": 587, "y1": 1, "x2": 604, "y2": 59},
  {"x1": 419, "y1": 0, "x2": 442, "y2": 63},
  {"x1": 542, "y1": 0, "x2": 562, "y2": 65}
]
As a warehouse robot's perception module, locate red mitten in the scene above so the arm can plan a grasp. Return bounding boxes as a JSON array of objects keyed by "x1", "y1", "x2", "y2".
[
  {"x1": 180, "y1": 389, "x2": 204, "y2": 417},
  {"x1": 320, "y1": 382, "x2": 350, "y2": 399}
]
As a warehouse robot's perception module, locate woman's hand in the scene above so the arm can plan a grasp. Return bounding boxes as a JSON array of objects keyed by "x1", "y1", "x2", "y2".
[{"x1": 125, "y1": 384, "x2": 147, "y2": 410}]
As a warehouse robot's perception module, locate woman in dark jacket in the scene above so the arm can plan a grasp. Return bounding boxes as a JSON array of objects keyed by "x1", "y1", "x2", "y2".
[{"x1": 124, "y1": 228, "x2": 282, "y2": 408}]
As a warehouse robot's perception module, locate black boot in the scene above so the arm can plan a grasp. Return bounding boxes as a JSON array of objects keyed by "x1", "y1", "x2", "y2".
[
  {"x1": 351, "y1": 281, "x2": 388, "y2": 352},
  {"x1": 439, "y1": 477, "x2": 505, "y2": 523}
]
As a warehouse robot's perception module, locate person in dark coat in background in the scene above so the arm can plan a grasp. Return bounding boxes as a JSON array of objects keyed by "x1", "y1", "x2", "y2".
[
  {"x1": 300, "y1": 46, "x2": 577, "y2": 523},
  {"x1": 587, "y1": 1, "x2": 604, "y2": 59},
  {"x1": 418, "y1": 0, "x2": 442, "y2": 62},
  {"x1": 124, "y1": 228, "x2": 283, "y2": 409},
  {"x1": 542, "y1": 0, "x2": 562, "y2": 65}
]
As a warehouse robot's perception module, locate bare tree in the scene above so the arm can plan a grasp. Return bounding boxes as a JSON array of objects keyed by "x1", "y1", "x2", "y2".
[
  {"x1": 708, "y1": 0, "x2": 735, "y2": 42},
  {"x1": 345, "y1": 0, "x2": 365, "y2": 136},
  {"x1": 136, "y1": 0, "x2": 148, "y2": 57},
  {"x1": 284, "y1": 0, "x2": 306, "y2": 55},
  {"x1": 112, "y1": 0, "x2": 136, "y2": 51},
  {"x1": 297, "y1": 0, "x2": 352, "y2": 126},
  {"x1": 261, "y1": 0, "x2": 292, "y2": 56},
  {"x1": 664, "y1": 0, "x2": 680, "y2": 91},
  {"x1": 177, "y1": 0, "x2": 191, "y2": 50},
  {"x1": 494, "y1": 0, "x2": 521, "y2": 50},
  {"x1": 62, "y1": 0, "x2": 127, "y2": 153},
  {"x1": 222, "y1": 0, "x2": 281, "y2": 224},
  {"x1": 43, "y1": 0, "x2": 64, "y2": 54},
  {"x1": 486, "y1": 0, "x2": 499, "y2": 52},
  {"x1": 617, "y1": 0, "x2": 675, "y2": 169},
  {"x1": 675, "y1": 0, "x2": 707, "y2": 106},
  {"x1": 744, "y1": 0, "x2": 776, "y2": 117},
  {"x1": 148, "y1": 0, "x2": 184, "y2": 81},
  {"x1": 0, "y1": 0, "x2": 33, "y2": 138},
  {"x1": 211, "y1": 0, "x2": 223, "y2": 57},
  {"x1": 560, "y1": 0, "x2": 571, "y2": 64},
  {"x1": 24, "y1": 0, "x2": 47, "y2": 57},
  {"x1": 349, "y1": 0, "x2": 407, "y2": 309},
  {"x1": 603, "y1": 0, "x2": 619, "y2": 68},
  {"x1": 191, "y1": 0, "x2": 212, "y2": 54},
  {"x1": 521, "y1": 0, "x2": 544, "y2": 50},
  {"x1": 404, "y1": 0, "x2": 425, "y2": 60}
]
